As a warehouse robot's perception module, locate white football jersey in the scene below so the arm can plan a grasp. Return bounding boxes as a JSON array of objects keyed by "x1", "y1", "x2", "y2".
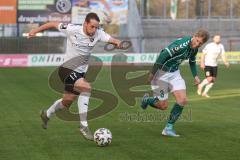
[
  {"x1": 58, "y1": 23, "x2": 111, "y2": 73},
  {"x1": 202, "y1": 42, "x2": 225, "y2": 66}
]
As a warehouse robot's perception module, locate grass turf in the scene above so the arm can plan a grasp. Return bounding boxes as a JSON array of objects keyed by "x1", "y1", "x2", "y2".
[{"x1": 0, "y1": 65, "x2": 240, "y2": 160}]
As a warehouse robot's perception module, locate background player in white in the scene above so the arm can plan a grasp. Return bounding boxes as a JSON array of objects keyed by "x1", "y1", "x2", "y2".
[
  {"x1": 28, "y1": 12, "x2": 122, "y2": 140},
  {"x1": 197, "y1": 34, "x2": 229, "y2": 98}
]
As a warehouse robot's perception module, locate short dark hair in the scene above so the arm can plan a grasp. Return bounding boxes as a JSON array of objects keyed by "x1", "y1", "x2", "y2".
[
  {"x1": 85, "y1": 12, "x2": 100, "y2": 23},
  {"x1": 194, "y1": 29, "x2": 210, "y2": 43}
]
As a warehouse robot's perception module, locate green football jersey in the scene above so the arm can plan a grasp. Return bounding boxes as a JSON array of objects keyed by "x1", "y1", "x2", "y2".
[{"x1": 152, "y1": 36, "x2": 198, "y2": 77}]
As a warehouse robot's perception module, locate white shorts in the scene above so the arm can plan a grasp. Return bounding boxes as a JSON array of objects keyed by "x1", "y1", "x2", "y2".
[{"x1": 151, "y1": 70, "x2": 186, "y2": 100}]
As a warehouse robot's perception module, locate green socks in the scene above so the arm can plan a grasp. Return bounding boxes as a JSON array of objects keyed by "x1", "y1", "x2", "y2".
[
  {"x1": 145, "y1": 98, "x2": 184, "y2": 127},
  {"x1": 167, "y1": 103, "x2": 184, "y2": 125},
  {"x1": 146, "y1": 97, "x2": 159, "y2": 108}
]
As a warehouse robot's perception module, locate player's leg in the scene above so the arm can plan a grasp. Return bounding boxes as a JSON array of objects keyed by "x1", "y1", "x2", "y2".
[
  {"x1": 202, "y1": 67, "x2": 217, "y2": 97},
  {"x1": 198, "y1": 66, "x2": 211, "y2": 95},
  {"x1": 74, "y1": 78, "x2": 91, "y2": 128},
  {"x1": 41, "y1": 92, "x2": 77, "y2": 129},
  {"x1": 162, "y1": 89, "x2": 187, "y2": 137},
  {"x1": 141, "y1": 72, "x2": 169, "y2": 110},
  {"x1": 141, "y1": 93, "x2": 168, "y2": 110},
  {"x1": 74, "y1": 78, "x2": 94, "y2": 140},
  {"x1": 202, "y1": 76, "x2": 213, "y2": 97},
  {"x1": 162, "y1": 71, "x2": 186, "y2": 137},
  {"x1": 40, "y1": 67, "x2": 79, "y2": 129}
]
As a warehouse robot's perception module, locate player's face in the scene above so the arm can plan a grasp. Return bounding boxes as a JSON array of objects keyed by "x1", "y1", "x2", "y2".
[
  {"x1": 213, "y1": 35, "x2": 221, "y2": 44},
  {"x1": 191, "y1": 36, "x2": 205, "y2": 49},
  {"x1": 85, "y1": 19, "x2": 99, "y2": 36}
]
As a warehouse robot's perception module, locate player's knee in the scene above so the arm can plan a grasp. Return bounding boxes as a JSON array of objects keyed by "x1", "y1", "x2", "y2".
[
  {"x1": 75, "y1": 83, "x2": 91, "y2": 92},
  {"x1": 207, "y1": 77, "x2": 213, "y2": 83},
  {"x1": 177, "y1": 98, "x2": 187, "y2": 106},
  {"x1": 82, "y1": 84, "x2": 91, "y2": 92},
  {"x1": 62, "y1": 99, "x2": 73, "y2": 107},
  {"x1": 160, "y1": 103, "x2": 168, "y2": 110},
  {"x1": 155, "y1": 101, "x2": 168, "y2": 110}
]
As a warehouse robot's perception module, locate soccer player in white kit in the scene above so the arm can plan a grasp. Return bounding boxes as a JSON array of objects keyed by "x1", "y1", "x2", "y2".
[
  {"x1": 197, "y1": 35, "x2": 229, "y2": 98},
  {"x1": 28, "y1": 13, "x2": 122, "y2": 140}
]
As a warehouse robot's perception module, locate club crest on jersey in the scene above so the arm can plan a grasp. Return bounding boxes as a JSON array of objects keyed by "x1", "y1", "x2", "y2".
[
  {"x1": 60, "y1": 23, "x2": 68, "y2": 29},
  {"x1": 89, "y1": 38, "x2": 94, "y2": 42}
]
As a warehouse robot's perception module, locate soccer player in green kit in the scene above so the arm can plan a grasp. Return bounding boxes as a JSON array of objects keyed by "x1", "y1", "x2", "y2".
[{"x1": 141, "y1": 29, "x2": 210, "y2": 137}]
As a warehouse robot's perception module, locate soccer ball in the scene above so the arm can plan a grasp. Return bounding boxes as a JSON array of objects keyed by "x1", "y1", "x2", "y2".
[{"x1": 94, "y1": 128, "x2": 112, "y2": 147}]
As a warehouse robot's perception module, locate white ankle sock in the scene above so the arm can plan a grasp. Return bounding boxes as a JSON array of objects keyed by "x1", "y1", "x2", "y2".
[
  {"x1": 46, "y1": 99, "x2": 65, "y2": 118},
  {"x1": 203, "y1": 83, "x2": 214, "y2": 95},
  {"x1": 200, "y1": 78, "x2": 209, "y2": 88},
  {"x1": 78, "y1": 92, "x2": 90, "y2": 127}
]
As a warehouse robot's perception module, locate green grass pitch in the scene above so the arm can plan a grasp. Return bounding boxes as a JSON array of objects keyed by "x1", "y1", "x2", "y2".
[{"x1": 0, "y1": 65, "x2": 240, "y2": 160}]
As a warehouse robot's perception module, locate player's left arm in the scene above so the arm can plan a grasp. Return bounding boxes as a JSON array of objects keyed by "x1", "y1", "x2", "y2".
[
  {"x1": 189, "y1": 51, "x2": 200, "y2": 85},
  {"x1": 99, "y1": 29, "x2": 121, "y2": 48},
  {"x1": 108, "y1": 37, "x2": 121, "y2": 48},
  {"x1": 220, "y1": 45, "x2": 229, "y2": 68}
]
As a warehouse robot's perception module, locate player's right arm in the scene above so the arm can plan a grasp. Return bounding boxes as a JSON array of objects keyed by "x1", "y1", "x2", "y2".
[
  {"x1": 201, "y1": 44, "x2": 208, "y2": 70},
  {"x1": 200, "y1": 52, "x2": 206, "y2": 70},
  {"x1": 151, "y1": 49, "x2": 171, "y2": 75},
  {"x1": 27, "y1": 22, "x2": 60, "y2": 38},
  {"x1": 148, "y1": 49, "x2": 170, "y2": 82},
  {"x1": 220, "y1": 44, "x2": 229, "y2": 68}
]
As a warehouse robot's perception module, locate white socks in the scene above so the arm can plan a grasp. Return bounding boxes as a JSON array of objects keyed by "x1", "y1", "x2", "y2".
[
  {"x1": 46, "y1": 99, "x2": 65, "y2": 118},
  {"x1": 78, "y1": 92, "x2": 91, "y2": 127},
  {"x1": 203, "y1": 83, "x2": 214, "y2": 95},
  {"x1": 46, "y1": 93, "x2": 90, "y2": 127},
  {"x1": 199, "y1": 78, "x2": 209, "y2": 88}
]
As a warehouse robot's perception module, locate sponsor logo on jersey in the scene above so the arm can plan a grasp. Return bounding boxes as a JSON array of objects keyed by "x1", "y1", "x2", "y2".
[
  {"x1": 60, "y1": 23, "x2": 68, "y2": 29},
  {"x1": 179, "y1": 40, "x2": 190, "y2": 48},
  {"x1": 171, "y1": 40, "x2": 190, "y2": 53},
  {"x1": 173, "y1": 47, "x2": 180, "y2": 52},
  {"x1": 72, "y1": 42, "x2": 94, "y2": 49}
]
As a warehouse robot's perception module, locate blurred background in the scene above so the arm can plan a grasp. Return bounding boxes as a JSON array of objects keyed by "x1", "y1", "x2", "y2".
[{"x1": 0, "y1": 0, "x2": 240, "y2": 66}]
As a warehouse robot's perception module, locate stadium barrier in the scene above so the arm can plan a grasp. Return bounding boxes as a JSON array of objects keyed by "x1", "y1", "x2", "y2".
[{"x1": 1, "y1": 52, "x2": 240, "y2": 67}]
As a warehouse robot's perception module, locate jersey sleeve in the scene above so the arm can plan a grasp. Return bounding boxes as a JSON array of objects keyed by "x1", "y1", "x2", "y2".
[
  {"x1": 189, "y1": 50, "x2": 198, "y2": 77},
  {"x1": 151, "y1": 49, "x2": 171, "y2": 74},
  {"x1": 98, "y1": 29, "x2": 111, "y2": 42},
  {"x1": 220, "y1": 44, "x2": 225, "y2": 56},
  {"x1": 202, "y1": 44, "x2": 209, "y2": 54},
  {"x1": 151, "y1": 37, "x2": 191, "y2": 74},
  {"x1": 58, "y1": 23, "x2": 78, "y2": 35}
]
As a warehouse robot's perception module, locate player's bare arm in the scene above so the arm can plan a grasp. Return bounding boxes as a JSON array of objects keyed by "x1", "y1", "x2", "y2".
[
  {"x1": 194, "y1": 76, "x2": 201, "y2": 85},
  {"x1": 108, "y1": 37, "x2": 121, "y2": 48},
  {"x1": 27, "y1": 22, "x2": 59, "y2": 38},
  {"x1": 221, "y1": 54, "x2": 230, "y2": 68},
  {"x1": 200, "y1": 52, "x2": 206, "y2": 70},
  {"x1": 189, "y1": 60, "x2": 201, "y2": 85}
]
